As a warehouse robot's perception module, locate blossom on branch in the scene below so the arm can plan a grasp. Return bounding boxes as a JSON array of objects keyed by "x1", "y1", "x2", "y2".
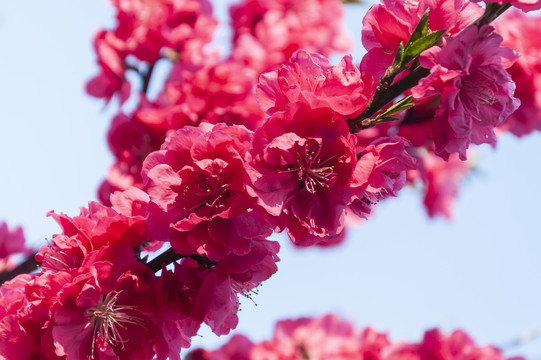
[
  {"x1": 247, "y1": 103, "x2": 359, "y2": 246},
  {"x1": 478, "y1": 0, "x2": 541, "y2": 12},
  {"x1": 257, "y1": 50, "x2": 373, "y2": 118},
  {"x1": 142, "y1": 123, "x2": 271, "y2": 260},
  {"x1": 350, "y1": 136, "x2": 417, "y2": 219},
  {"x1": 230, "y1": 0, "x2": 351, "y2": 72},
  {"x1": 412, "y1": 25, "x2": 520, "y2": 160},
  {"x1": 361, "y1": 0, "x2": 483, "y2": 81},
  {"x1": 495, "y1": 9, "x2": 541, "y2": 136},
  {"x1": 36, "y1": 201, "x2": 148, "y2": 270},
  {"x1": 188, "y1": 314, "x2": 518, "y2": 360},
  {"x1": 0, "y1": 222, "x2": 31, "y2": 272}
]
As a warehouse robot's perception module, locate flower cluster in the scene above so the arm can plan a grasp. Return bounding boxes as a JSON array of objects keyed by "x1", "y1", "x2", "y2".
[
  {"x1": 1, "y1": 198, "x2": 279, "y2": 359},
  {"x1": 0, "y1": 222, "x2": 31, "y2": 272},
  {"x1": 353, "y1": 0, "x2": 541, "y2": 216},
  {"x1": 187, "y1": 314, "x2": 520, "y2": 360},
  {"x1": 95, "y1": 0, "x2": 352, "y2": 205},
  {"x1": 494, "y1": 9, "x2": 541, "y2": 136},
  {"x1": 2, "y1": 0, "x2": 541, "y2": 358}
]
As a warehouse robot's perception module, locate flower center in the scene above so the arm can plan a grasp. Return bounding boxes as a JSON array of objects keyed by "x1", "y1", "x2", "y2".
[
  {"x1": 461, "y1": 69, "x2": 498, "y2": 121},
  {"x1": 86, "y1": 291, "x2": 146, "y2": 359},
  {"x1": 284, "y1": 141, "x2": 336, "y2": 194},
  {"x1": 181, "y1": 174, "x2": 230, "y2": 213}
]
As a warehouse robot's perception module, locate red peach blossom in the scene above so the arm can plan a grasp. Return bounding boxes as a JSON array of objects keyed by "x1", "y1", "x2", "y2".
[
  {"x1": 230, "y1": 0, "x2": 351, "y2": 72},
  {"x1": 412, "y1": 26, "x2": 520, "y2": 160},
  {"x1": 495, "y1": 10, "x2": 541, "y2": 136},
  {"x1": 176, "y1": 238, "x2": 279, "y2": 336},
  {"x1": 421, "y1": 152, "x2": 470, "y2": 219},
  {"x1": 50, "y1": 248, "x2": 160, "y2": 360},
  {"x1": 0, "y1": 222, "x2": 31, "y2": 272},
  {"x1": 36, "y1": 201, "x2": 148, "y2": 270},
  {"x1": 248, "y1": 103, "x2": 358, "y2": 246},
  {"x1": 257, "y1": 50, "x2": 373, "y2": 118},
  {"x1": 143, "y1": 123, "x2": 271, "y2": 260},
  {"x1": 477, "y1": 0, "x2": 541, "y2": 12},
  {"x1": 361, "y1": 0, "x2": 483, "y2": 81},
  {"x1": 350, "y1": 136, "x2": 417, "y2": 219}
]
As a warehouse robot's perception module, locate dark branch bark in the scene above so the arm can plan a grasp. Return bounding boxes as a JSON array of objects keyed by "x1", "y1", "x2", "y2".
[{"x1": 0, "y1": 254, "x2": 40, "y2": 285}]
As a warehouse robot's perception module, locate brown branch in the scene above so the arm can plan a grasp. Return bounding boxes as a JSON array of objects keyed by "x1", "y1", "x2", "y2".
[
  {"x1": 347, "y1": 66, "x2": 430, "y2": 133},
  {"x1": 146, "y1": 248, "x2": 185, "y2": 273},
  {"x1": 141, "y1": 61, "x2": 156, "y2": 95},
  {"x1": 144, "y1": 248, "x2": 217, "y2": 273},
  {"x1": 0, "y1": 253, "x2": 40, "y2": 285}
]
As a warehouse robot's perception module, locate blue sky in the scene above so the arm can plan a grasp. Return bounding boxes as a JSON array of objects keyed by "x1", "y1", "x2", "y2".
[{"x1": 0, "y1": 1, "x2": 540, "y2": 358}]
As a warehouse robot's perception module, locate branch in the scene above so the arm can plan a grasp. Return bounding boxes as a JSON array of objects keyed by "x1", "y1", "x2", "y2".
[
  {"x1": 144, "y1": 248, "x2": 217, "y2": 273},
  {"x1": 473, "y1": 2, "x2": 512, "y2": 28},
  {"x1": 141, "y1": 61, "x2": 156, "y2": 95},
  {"x1": 145, "y1": 248, "x2": 185, "y2": 273},
  {"x1": 347, "y1": 66, "x2": 430, "y2": 133},
  {"x1": 0, "y1": 253, "x2": 40, "y2": 285}
]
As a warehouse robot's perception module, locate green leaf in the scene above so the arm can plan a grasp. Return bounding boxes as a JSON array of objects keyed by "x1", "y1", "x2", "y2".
[
  {"x1": 376, "y1": 95, "x2": 419, "y2": 119},
  {"x1": 406, "y1": 9, "x2": 429, "y2": 47},
  {"x1": 392, "y1": 40, "x2": 405, "y2": 67},
  {"x1": 403, "y1": 29, "x2": 445, "y2": 64}
]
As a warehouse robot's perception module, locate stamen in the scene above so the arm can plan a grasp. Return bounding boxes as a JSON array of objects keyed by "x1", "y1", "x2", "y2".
[
  {"x1": 295, "y1": 143, "x2": 337, "y2": 193},
  {"x1": 86, "y1": 291, "x2": 146, "y2": 359},
  {"x1": 461, "y1": 68, "x2": 499, "y2": 121},
  {"x1": 181, "y1": 175, "x2": 230, "y2": 213}
]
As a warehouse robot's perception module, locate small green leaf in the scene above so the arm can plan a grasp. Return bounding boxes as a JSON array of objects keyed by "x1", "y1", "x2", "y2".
[
  {"x1": 376, "y1": 95, "x2": 419, "y2": 119},
  {"x1": 406, "y1": 9, "x2": 430, "y2": 47},
  {"x1": 392, "y1": 40, "x2": 405, "y2": 67},
  {"x1": 403, "y1": 29, "x2": 445, "y2": 63}
]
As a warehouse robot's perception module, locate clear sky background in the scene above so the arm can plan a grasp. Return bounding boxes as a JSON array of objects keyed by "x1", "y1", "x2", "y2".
[{"x1": 0, "y1": 1, "x2": 540, "y2": 359}]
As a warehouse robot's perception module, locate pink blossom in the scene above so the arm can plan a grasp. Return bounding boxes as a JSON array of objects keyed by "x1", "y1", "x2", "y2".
[
  {"x1": 98, "y1": 161, "x2": 145, "y2": 206},
  {"x1": 107, "y1": 112, "x2": 164, "y2": 170},
  {"x1": 176, "y1": 238, "x2": 279, "y2": 336},
  {"x1": 0, "y1": 274, "x2": 44, "y2": 359},
  {"x1": 349, "y1": 137, "x2": 417, "y2": 219},
  {"x1": 36, "y1": 201, "x2": 148, "y2": 270},
  {"x1": 478, "y1": 0, "x2": 541, "y2": 12},
  {"x1": 108, "y1": 0, "x2": 217, "y2": 63},
  {"x1": 418, "y1": 329, "x2": 510, "y2": 360},
  {"x1": 195, "y1": 334, "x2": 254, "y2": 360},
  {"x1": 152, "y1": 266, "x2": 199, "y2": 360},
  {"x1": 361, "y1": 0, "x2": 483, "y2": 81},
  {"x1": 143, "y1": 123, "x2": 271, "y2": 260},
  {"x1": 85, "y1": 30, "x2": 131, "y2": 104},
  {"x1": 87, "y1": 0, "x2": 217, "y2": 102},
  {"x1": 252, "y1": 314, "x2": 361, "y2": 360},
  {"x1": 136, "y1": 59, "x2": 266, "y2": 133},
  {"x1": 0, "y1": 271, "x2": 71, "y2": 359},
  {"x1": 417, "y1": 152, "x2": 470, "y2": 219},
  {"x1": 50, "y1": 249, "x2": 160, "y2": 360},
  {"x1": 98, "y1": 112, "x2": 166, "y2": 204},
  {"x1": 230, "y1": 0, "x2": 351, "y2": 72},
  {"x1": 188, "y1": 315, "x2": 518, "y2": 360},
  {"x1": 257, "y1": 50, "x2": 373, "y2": 118},
  {"x1": 0, "y1": 222, "x2": 31, "y2": 272},
  {"x1": 110, "y1": 187, "x2": 167, "y2": 252},
  {"x1": 412, "y1": 25, "x2": 520, "y2": 160},
  {"x1": 396, "y1": 96, "x2": 442, "y2": 150},
  {"x1": 248, "y1": 103, "x2": 358, "y2": 246},
  {"x1": 495, "y1": 10, "x2": 541, "y2": 136}
]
